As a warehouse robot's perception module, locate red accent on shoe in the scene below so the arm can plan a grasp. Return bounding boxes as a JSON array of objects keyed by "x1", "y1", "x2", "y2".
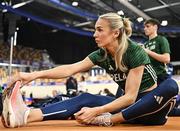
[{"x1": 10, "y1": 81, "x2": 21, "y2": 112}]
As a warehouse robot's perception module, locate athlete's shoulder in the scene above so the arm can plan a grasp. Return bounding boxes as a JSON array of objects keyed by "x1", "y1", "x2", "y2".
[
  {"x1": 127, "y1": 39, "x2": 143, "y2": 52},
  {"x1": 125, "y1": 39, "x2": 150, "y2": 68},
  {"x1": 156, "y1": 35, "x2": 169, "y2": 45},
  {"x1": 88, "y1": 48, "x2": 106, "y2": 64},
  {"x1": 128, "y1": 39, "x2": 138, "y2": 45},
  {"x1": 125, "y1": 39, "x2": 147, "y2": 59},
  {"x1": 157, "y1": 35, "x2": 168, "y2": 40},
  {"x1": 89, "y1": 48, "x2": 105, "y2": 56}
]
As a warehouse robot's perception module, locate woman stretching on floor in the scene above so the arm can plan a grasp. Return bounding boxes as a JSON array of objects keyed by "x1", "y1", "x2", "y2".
[{"x1": 2, "y1": 12, "x2": 179, "y2": 128}]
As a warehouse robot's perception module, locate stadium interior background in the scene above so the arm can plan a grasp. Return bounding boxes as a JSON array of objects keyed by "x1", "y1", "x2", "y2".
[{"x1": 0, "y1": 0, "x2": 180, "y2": 104}]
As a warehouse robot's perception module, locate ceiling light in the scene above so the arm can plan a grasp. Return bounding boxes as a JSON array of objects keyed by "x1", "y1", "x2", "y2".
[
  {"x1": 161, "y1": 20, "x2": 168, "y2": 26},
  {"x1": 52, "y1": 29, "x2": 58, "y2": 33},
  {"x1": 12, "y1": 0, "x2": 33, "y2": 8},
  {"x1": 137, "y1": 17, "x2": 144, "y2": 22},
  {"x1": 1, "y1": 2, "x2": 6, "y2": 5},
  {"x1": 2, "y1": 0, "x2": 33, "y2": 13},
  {"x1": 72, "y1": 1, "x2": 78, "y2": 6},
  {"x1": 117, "y1": 10, "x2": 124, "y2": 16},
  {"x1": 27, "y1": 18, "x2": 31, "y2": 21}
]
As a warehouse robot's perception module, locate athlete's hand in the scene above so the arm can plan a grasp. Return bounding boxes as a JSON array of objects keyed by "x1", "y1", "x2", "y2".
[
  {"x1": 75, "y1": 107, "x2": 101, "y2": 125},
  {"x1": 142, "y1": 47, "x2": 150, "y2": 54}
]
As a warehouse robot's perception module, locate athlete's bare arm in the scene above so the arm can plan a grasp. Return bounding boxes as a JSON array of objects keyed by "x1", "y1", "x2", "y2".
[{"x1": 8, "y1": 57, "x2": 94, "y2": 87}]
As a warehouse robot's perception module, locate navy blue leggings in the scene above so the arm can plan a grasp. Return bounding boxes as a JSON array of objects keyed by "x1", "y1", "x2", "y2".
[
  {"x1": 41, "y1": 93, "x2": 115, "y2": 120},
  {"x1": 41, "y1": 78, "x2": 179, "y2": 125}
]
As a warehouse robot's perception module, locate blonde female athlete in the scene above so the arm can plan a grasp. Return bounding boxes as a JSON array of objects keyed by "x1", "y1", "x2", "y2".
[{"x1": 2, "y1": 13, "x2": 178, "y2": 128}]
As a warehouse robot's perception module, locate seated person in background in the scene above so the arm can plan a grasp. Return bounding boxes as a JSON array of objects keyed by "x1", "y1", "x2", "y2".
[
  {"x1": 103, "y1": 88, "x2": 115, "y2": 97},
  {"x1": 66, "y1": 76, "x2": 78, "y2": 97}
]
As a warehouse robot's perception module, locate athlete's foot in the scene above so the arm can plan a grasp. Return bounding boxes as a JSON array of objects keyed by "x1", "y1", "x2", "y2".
[
  {"x1": 1, "y1": 81, "x2": 30, "y2": 128},
  {"x1": 89, "y1": 112, "x2": 113, "y2": 126}
]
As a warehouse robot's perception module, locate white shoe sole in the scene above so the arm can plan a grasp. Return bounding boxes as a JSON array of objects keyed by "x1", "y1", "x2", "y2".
[{"x1": 2, "y1": 81, "x2": 22, "y2": 128}]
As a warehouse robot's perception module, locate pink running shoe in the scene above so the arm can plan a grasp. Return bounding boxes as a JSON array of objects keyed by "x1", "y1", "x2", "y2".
[{"x1": 1, "y1": 81, "x2": 30, "y2": 128}]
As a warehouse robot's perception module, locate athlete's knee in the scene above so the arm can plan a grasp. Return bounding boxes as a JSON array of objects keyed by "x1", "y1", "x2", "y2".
[
  {"x1": 78, "y1": 93, "x2": 96, "y2": 100},
  {"x1": 170, "y1": 79, "x2": 179, "y2": 93},
  {"x1": 167, "y1": 78, "x2": 179, "y2": 93},
  {"x1": 161, "y1": 78, "x2": 179, "y2": 95}
]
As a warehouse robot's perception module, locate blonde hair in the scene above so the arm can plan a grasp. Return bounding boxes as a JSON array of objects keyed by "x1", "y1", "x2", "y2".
[{"x1": 99, "y1": 12, "x2": 132, "y2": 72}]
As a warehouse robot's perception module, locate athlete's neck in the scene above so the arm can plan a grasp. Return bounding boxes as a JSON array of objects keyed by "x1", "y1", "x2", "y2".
[
  {"x1": 106, "y1": 41, "x2": 118, "y2": 57},
  {"x1": 149, "y1": 32, "x2": 158, "y2": 40}
]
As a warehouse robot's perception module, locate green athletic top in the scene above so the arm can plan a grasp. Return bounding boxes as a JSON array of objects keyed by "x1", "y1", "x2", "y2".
[
  {"x1": 88, "y1": 40, "x2": 157, "y2": 93},
  {"x1": 144, "y1": 35, "x2": 170, "y2": 76}
]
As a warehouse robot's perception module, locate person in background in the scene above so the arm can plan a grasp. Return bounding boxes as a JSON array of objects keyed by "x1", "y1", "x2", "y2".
[
  {"x1": 1, "y1": 13, "x2": 179, "y2": 128},
  {"x1": 66, "y1": 76, "x2": 78, "y2": 97},
  {"x1": 144, "y1": 18, "x2": 180, "y2": 116},
  {"x1": 103, "y1": 88, "x2": 115, "y2": 97},
  {"x1": 143, "y1": 19, "x2": 171, "y2": 85}
]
